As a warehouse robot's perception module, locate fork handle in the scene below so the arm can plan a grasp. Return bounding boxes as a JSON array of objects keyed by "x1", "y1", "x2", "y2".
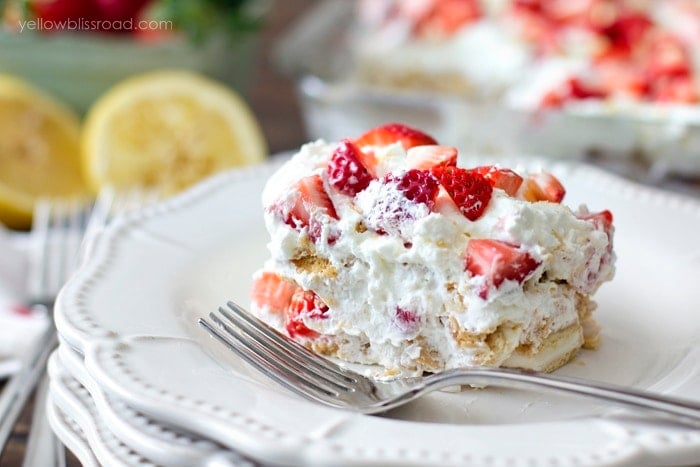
[
  {"x1": 0, "y1": 325, "x2": 57, "y2": 454},
  {"x1": 425, "y1": 368, "x2": 700, "y2": 427}
]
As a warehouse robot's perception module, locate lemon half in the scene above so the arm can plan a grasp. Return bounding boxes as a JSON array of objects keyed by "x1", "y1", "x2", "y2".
[
  {"x1": 0, "y1": 75, "x2": 86, "y2": 229},
  {"x1": 82, "y1": 71, "x2": 267, "y2": 194}
]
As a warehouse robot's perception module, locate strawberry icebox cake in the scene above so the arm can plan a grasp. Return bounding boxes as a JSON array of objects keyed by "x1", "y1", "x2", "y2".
[
  {"x1": 352, "y1": 0, "x2": 700, "y2": 110},
  {"x1": 250, "y1": 123, "x2": 615, "y2": 377}
]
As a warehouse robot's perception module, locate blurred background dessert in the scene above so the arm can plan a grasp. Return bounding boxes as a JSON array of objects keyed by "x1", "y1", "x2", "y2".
[
  {"x1": 352, "y1": 0, "x2": 700, "y2": 109},
  {"x1": 276, "y1": 0, "x2": 700, "y2": 184}
]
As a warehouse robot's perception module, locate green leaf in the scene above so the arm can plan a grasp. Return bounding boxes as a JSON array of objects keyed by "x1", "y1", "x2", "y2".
[{"x1": 151, "y1": 0, "x2": 266, "y2": 44}]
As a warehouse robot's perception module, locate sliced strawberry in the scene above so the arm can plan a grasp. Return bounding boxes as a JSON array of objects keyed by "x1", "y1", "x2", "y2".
[
  {"x1": 406, "y1": 145, "x2": 458, "y2": 170},
  {"x1": 541, "y1": 77, "x2": 607, "y2": 108},
  {"x1": 431, "y1": 166, "x2": 493, "y2": 221},
  {"x1": 578, "y1": 209, "x2": 613, "y2": 239},
  {"x1": 521, "y1": 172, "x2": 566, "y2": 203},
  {"x1": 388, "y1": 169, "x2": 440, "y2": 208},
  {"x1": 596, "y1": 59, "x2": 650, "y2": 98},
  {"x1": 285, "y1": 289, "x2": 329, "y2": 339},
  {"x1": 433, "y1": 186, "x2": 463, "y2": 217},
  {"x1": 250, "y1": 271, "x2": 298, "y2": 313},
  {"x1": 645, "y1": 34, "x2": 692, "y2": 81},
  {"x1": 328, "y1": 139, "x2": 374, "y2": 196},
  {"x1": 415, "y1": 0, "x2": 481, "y2": 36},
  {"x1": 600, "y1": 12, "x2": 653, "y2": 54},
  {"x1": 577, "y1": 209, "x2": 614, "y2": 289},
  {"x1": 273, "y1": 174, "x2": 338, "y2": 236},
  {"x1": 651, "y1": 75, "x2": 698, "y2": 103},
  {"x1": 394, "y1": 307, "x2": 421, "y2": 333},
  {"x1": 465, "y1": 239, "x2": 541, "y2": 299},
  {"x1": 354, "y1": 123, "x2": 438, "y2": 151},
  {"x1": 469, "y1": 165, "x2": 524, "y2": 197}
]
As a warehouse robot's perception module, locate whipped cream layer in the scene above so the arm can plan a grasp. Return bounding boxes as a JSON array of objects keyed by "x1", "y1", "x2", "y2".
[{"x1": 254, "y1": 139, "x2": 615, "y2": 376}]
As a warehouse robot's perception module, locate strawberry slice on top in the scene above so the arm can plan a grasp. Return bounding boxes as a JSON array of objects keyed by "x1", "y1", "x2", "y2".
[
  {"x1": 271, "y1": 174, "x2": 338, "y2": 240},
  {"x1": 354, "y1": 123, "x2": 438, "y2": 151},
  {"x1": 465, "y1": 239, "x2": 541, "y2": 299},
  {"x1": 415, "y1": 0, "x2": 482, "y2": 37},
  {"x1": 328, "y1": 139, "x2": 375, "y2": 196},
  {"x1": 406, "y1": 145, "x2": 458, "y2": 170},
  {"x1": 390, "y1": 169, "x2": 440, "y2": 208},
  {"x1": 469, "y1": 165, "x2": 524, "y2": 197},
  {"x1": 521, "y1": 172, "x2": 566, "y2": 203},
  {"x1": 431, "y1": 166, "x2": 493, "y2": 221}
]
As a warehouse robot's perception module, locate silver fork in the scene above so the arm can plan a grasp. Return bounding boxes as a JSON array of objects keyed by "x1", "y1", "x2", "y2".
[
  {"x1": 200, "y1": 301, "x2": 700, "y2": 427},
  {"x1": 0, "y1": 197, "x2": 92, "y2": 455},
  {"x1": 19, "y1": 187, "x2": 157, "y2": 466},
  {"x1": 0, "y1": 188, "x2": 155, "y2": 459}
]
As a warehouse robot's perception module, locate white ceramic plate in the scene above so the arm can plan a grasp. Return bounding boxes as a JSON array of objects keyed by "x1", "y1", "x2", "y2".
[
  {"x1": 46, "y1": 393, "x2": 99, "y2": 467},
  {"x1": 47, "y1": 352, "x2": 159, "y2": 467},
  {"x1": 54, "y1": 159, "x2": 700, "y2": 466},
  {"x1": 49, "y1": 344, "x2": 254, "y2": 467},
  {"x1": 54, "y1": 339, "x2": 252, "y2": 467}
]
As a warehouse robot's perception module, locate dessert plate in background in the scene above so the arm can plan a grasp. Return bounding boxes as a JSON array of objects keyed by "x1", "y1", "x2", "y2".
[
  {"x1": 275, "y1": 0, "x2": 700, "y2": 179},
  {"x1": 53, "y1": 159, "x2": 700, "y2": 466}
]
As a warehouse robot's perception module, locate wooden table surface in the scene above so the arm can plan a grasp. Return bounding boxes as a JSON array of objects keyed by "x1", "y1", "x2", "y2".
[{"x1": 0, "y1": 1, "x2": 313, "y2": 465}]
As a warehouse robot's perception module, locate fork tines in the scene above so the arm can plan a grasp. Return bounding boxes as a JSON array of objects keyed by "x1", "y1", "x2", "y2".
[
  {"x1": 199, "y1": 302, "x2": 358, "y2": 403},
  {"x1": 27, "y1": 197, "x2": 93, "y2": 305}
]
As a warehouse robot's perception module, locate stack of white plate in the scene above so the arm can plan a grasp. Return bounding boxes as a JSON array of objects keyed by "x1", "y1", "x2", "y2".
[{"x1": 48, "y1": 159, "x2": 700, "y2": 466}]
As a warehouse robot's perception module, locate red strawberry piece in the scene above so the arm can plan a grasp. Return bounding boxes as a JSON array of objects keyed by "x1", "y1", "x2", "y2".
[
  {"x1": 652, "y1": 75, "x2": 698, "y2": 103},
  {"x1": 354, "y1": 123, "x2": 438, "y2": 151},
  {"x1": 579, "y1": 209, "x2": 613, "y2": 228},
  {"x1": 585, "y1": 0, "x2": 620, "y2": 31},
  {"x1": 521, "y1": 172, "x2": 566, "y2": 203},
  {"x1": 600, "y1": 12, "x2": 653, "y2": 54},
  {"x1": 416, "y1": 0, "x2": 481, "y2": 36},
  {"x1": 431, "y1": 166, "x2": 493, "y2": 221},
  {"x1": 645, "y1": 34, "x2": 692, "y2": 81},
  {"x1": 394, "y1": 307, "x2": 421, "y2": 333},
  {"x1": 328, "y1": 139, "x2": 374, "y2": 196},
  {"x1": 577, "y1": 209, "x2": 614, "y2": 289},
  {"x1": 595, "y1": 59, "x2": 650, "y2": 98},
  {"x1": 285, "y1": 289, "x2": 329, "y2": 339},
  {"x1": 433, "y1": 186, "x2": 463, "y2": 217},
  {"x1": 406, "y1": 145, "x2": 458, "y2": 170},
  {"x1": 469, "y1": 165, "x2": 524, "y2": 197},
  {"x1": 250, "y1": 271, "x2": 298, "y2": 313},
  {"x1": 545, "y1": 0, "x2": 596, "y2": 24},
  {"x1": 568, "y1": 77, "x2": 607, "y2": 100},
  {"x1": 541, "y1": 77, "x2": 607, "y2": 108},
  {"x1": 272, "y1": 174, "x2": 338, "y2": 238},
  {"x1": 578, "y1": 209, "x2": 614, "y2": 241},
  {"x1": 365, "y1": 170, "x2": 440, "y2": 237},
  {"x1": 465, "y1": 239, "x2": 541, "y2": 299},
  {"x1": 388, "y1": 169, "x2": 440, "y2": 208}
]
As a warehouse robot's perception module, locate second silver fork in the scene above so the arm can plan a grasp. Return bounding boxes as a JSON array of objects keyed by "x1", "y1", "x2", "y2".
[
  {"x1": 0, "y1": 197, "x2": 92, "y2": 456},
  {"x1": 201, "y1": 301, "x2": 700, "y2": 427}
]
